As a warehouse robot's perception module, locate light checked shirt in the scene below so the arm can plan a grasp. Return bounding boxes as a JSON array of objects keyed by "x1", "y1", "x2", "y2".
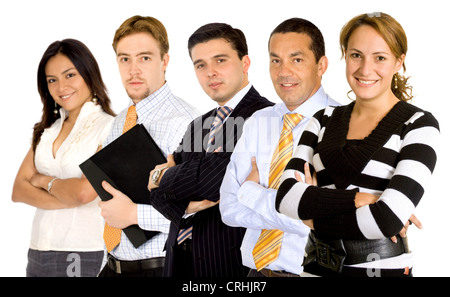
[{"x1": 103, "y1": 82, "x2": 199, "y2": 261}]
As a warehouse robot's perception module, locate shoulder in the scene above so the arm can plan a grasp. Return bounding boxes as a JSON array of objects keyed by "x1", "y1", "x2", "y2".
[
  {"x1": 400, "y1": 101, "x2": 439, "y2": 131},
  {"x1": 94, "y1": 109, "x2": 115, "y2": 125},
  {"x1": 311, "y1": 104, "x2": 341, "y2": 122},
  {"x1": 236, "y1": 87, "x2": 274, "y2": 117},
  {"x1": 251, "y1": 104, "x2": 278, "y2": 118}
]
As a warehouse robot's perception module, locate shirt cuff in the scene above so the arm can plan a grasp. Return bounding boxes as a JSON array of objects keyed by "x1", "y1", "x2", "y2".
[{"x1": 137, "y1": 204, "x2": 153, "y2": 230}]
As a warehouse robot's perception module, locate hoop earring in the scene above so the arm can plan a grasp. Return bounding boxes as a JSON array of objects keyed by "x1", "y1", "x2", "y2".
[{"x1": 347, "y1": 90, "x2": 356, "y2": 101}]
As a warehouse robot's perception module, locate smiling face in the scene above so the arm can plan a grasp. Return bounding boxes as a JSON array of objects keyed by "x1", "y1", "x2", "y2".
[
  {"x1": 345, "y1": 25, "x2": 404, "y2": 102},
  {"x1": 116, "y1": 32, "x2": 169, "y2": 103},
  {"x1": 190, "y1": 38, "x2": 250, "y2": 106},
  {"x1": 45, "y1": 53, "x2": 92, "y2": 119},
  {"x1": 269, "y1": 32, "x2": 327, "y2": 111}
]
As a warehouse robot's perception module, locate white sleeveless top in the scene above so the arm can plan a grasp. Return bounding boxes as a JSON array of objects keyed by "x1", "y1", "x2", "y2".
[{"x1": 31, "y1": 101, "x2": 113, "y2": 251}]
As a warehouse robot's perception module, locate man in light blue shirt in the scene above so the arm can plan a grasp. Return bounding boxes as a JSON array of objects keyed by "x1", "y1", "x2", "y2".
[{"x1": 220, "y1": 18, "x2": 340, "y2": 277}]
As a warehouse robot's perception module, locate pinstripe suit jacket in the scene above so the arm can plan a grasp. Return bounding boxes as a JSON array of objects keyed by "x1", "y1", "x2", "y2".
[{"x1": 150, "y1": 86, "x2": 274, "y2": 277}]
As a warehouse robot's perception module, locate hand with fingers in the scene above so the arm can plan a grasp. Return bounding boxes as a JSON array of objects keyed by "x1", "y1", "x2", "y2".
[{"x1": 98, "y1": 181, "x2": 138, "y2": 229}]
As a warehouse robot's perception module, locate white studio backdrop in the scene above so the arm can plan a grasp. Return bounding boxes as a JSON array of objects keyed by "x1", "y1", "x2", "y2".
[{"x1": 0, "y1": 0, "x2": 448, "y2": 277}]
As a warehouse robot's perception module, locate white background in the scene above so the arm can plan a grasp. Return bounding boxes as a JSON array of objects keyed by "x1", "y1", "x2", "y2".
[{"x1": 0, "y1": 0, "x2": 448, "y2": 277}]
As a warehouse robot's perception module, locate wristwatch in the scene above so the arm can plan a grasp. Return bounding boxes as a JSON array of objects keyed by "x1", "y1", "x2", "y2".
[{"x1": 151, "y1": 166, "x2": 168, "y2": 187}]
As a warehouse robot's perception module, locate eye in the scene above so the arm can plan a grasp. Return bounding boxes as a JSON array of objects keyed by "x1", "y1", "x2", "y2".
[
  {"x1": 142, "y1": 56, "x2": 151, "y2": 62},
  {"x1": 376, "y1": 56, "x2": 386, "y2": 61},
  {"x1": 120, "y1": 57, "x2": 129, "y2": 63},
  {"x1": 47, "y1": 78, "x2": 56, "y2": 84},
  {"x1": 350, "y1": 53, "x2": 361, "y2": 59},
  {"x1": 66, "y1": 73, "x2": 76, "y2": 79},
  {"x1": 271, "y1": 58, "x2": 280, "y2": 64},
  {"x1": 293, "y1": 58, "x2": 303, "y2": 63},
  {"x1": 195, "y1": 63, "x2": 204, "y2": 70}
]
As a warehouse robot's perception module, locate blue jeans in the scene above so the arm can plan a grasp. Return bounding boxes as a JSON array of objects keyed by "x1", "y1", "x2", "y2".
[{"x1": 26, "y1": 249, "x2": 104, "y2": 277}]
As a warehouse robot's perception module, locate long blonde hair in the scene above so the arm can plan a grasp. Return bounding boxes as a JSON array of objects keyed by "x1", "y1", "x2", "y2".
[{"x1": 340, "y1": 12, "x2": 413, "y2": 102}]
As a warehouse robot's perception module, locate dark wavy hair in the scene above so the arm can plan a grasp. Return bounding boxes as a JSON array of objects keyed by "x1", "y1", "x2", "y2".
[{"x1": 32, "y1": 39, "x2": 115, "y2": 152}]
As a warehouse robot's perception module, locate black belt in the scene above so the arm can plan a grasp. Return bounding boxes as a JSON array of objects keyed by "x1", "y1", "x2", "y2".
[
  {"x1": 303, "y1": 231, "x2": 409, "y2": 273},
  {"x1": 107, "y1": 254, "x2": 165, "y2": 274},
  {"x1": 259, "y1": 269, "x2": 300, "y2": 277}
]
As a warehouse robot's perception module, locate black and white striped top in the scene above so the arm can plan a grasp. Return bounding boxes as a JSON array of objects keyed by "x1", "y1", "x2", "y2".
[{"x1": 276, "y1": 100, "x2": 439, "y2": 241}]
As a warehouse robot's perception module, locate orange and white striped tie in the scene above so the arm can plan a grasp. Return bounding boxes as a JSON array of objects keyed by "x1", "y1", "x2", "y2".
[
  {"x1": 252, "y1": 113, "x2": 303, "y2": 270},
  {"x1": 103, "y1": 105, "x2": 137, "y2": 253}
]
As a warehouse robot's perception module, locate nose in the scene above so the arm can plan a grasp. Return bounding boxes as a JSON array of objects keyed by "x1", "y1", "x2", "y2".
[
  {"x1": 359, "y1": 58, "x2": 373, "y2": 77},
  {"x1": 207, "y1": 65, "x2": 218, "y2": 78},
  {"x1": 58, "y1": 80, "x2": 70, "y2": 94},
  {"x1": 129, "y1": 60, "x2": 142, "y2": 76},
  {"x1": 278, "y1": 61, "x2": 294, "y2": 78}
]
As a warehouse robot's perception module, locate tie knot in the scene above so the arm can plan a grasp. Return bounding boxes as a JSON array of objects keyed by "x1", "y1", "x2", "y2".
[
  {"x1": 283, "y1": 113, "x2": 303, "y2": 131},
  {"x1": 126, "y1": 105, "x2": 137, "y2": 119},
  {"x1": 216, "y1": 106, "x2": 233, "y2": 122}
]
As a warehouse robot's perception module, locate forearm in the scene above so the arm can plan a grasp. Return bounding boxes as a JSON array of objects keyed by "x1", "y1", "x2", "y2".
[
  {"x1": 239, "y1": 181, "x2": 310, "y2": 235},
  {"x1": 160, "y1": 153, "x2": 230, "y2": 202},
  {"x1": 276, "y1": 179, "x2": 358, "y2": 220},
  {"x1": 12, "y1": 177, "x2": 70, "y2": 210},
  {"x1": 31, "y1": 173, "x2": 97, "y2": 207},
  {"x1": 149, "y1": 187, "x2": 189, "y2": 227}
]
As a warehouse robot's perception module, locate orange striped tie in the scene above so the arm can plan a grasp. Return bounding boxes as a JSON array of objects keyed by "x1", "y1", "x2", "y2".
[
  {"x1": 103, "y1": 105, "x2": 137, "y2": 253},
  {"x1": 252, "y1": 113, "x2": 303, "y2": 270}
]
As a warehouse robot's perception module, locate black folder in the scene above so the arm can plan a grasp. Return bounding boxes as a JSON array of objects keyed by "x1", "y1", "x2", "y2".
[{"x1": 79, "y1": 124, "x2": 166, "y2": 248}]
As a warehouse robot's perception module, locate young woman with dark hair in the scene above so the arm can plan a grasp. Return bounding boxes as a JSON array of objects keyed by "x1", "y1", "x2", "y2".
[{"x1": 12, "y1": 39, "x2": 115, "y2": 277}]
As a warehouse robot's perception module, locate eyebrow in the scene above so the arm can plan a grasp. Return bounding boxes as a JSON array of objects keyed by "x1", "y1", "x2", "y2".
[
  {"x1": 270, "y1": 51, "x2": 305, "y2": 58},
  {"x1": 117, "y1": 51, "x2": 154, "y2": 57},
  {"x1": 193, "y1": 54, "x2": 230, "y2": 66},
  {"x1": 349, "y1": 48, "x2": 390, "y2": 55},
  {"x1": 46, "y1": 67, "x2": 76, "y2": 77}
]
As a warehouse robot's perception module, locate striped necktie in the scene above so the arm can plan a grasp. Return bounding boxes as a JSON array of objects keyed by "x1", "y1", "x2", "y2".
[
  {"x1": 206, "y1": 106, "x2": 233, "y2": 152},
  {"x1": 252, "y1": 113, "x2": 303, "y2": 270},
  {"x1": 177, "y1": 106, "x2": 233, "y2": 245},
  {"x1": 103, "y1": 105, "x2": 137, "y2": 253}
]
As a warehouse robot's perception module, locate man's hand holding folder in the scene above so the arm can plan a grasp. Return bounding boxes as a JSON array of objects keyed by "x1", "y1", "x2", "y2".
[{"x1": 99, "y1": 181, "x2": 138, "y2": 229}]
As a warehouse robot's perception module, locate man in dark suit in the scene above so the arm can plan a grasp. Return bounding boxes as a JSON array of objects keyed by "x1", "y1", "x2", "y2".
[{"x1": 147, "y1": 23, "x2": 274, "y2": 277}]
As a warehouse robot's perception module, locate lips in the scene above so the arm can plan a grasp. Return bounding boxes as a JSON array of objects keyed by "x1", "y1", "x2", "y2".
[
  {"x1": 355, "y1": 78, "x2": 378, "y2": 87},
  {"x1": 128, "y1": 81, "x2": 144, "y2": 86},
  {"x1": 278, "y1": 82, "x2": 299, "y2": 90},
  {"x1": 209, "y1": 81, "x2": 223, "y2": 90},
  {"x1": 60, "y1": 92, "x2": 75, "y2": 101}
]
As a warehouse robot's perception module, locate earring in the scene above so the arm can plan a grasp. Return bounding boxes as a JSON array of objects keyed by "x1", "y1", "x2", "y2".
[
  {"x1": 92, "y1": 97, "x2": 98, "y2": 104},
  {"x1": 394, "y1": 73, "x2": 398, "y2": 89},
  {"x1": 54, "y1": 102, "x2": 59, "y2": 114},
  {"x1": 347, "y1": 90, "x2": 355, "y2": 101}
]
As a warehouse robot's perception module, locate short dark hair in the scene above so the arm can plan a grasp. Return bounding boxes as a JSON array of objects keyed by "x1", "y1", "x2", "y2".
[
  {"x1": 188, "y1": 23, "x2": 248, "y2": 60},
  {"x1": 270, "y1": 18, "x2": 325, "y2": 63}
]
